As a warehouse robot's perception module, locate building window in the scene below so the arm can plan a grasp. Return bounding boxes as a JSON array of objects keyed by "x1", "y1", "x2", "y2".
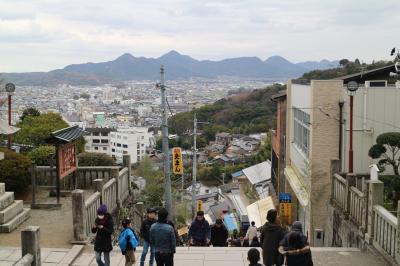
[
  {"x1": 112, "y1": 148, "x2": 115, "y2": 152},
  {"x1": 93, "y1": 132, "x2": 100, "y2": 136},
  {"x1": 123, "y1": 144, "x2": 128, "y2": 148},
  {"x1": 101, "y1": 139, "x2": 109, "y2": 143},
  {"x1": 103, "y1": 147, "x2": 107, "y2": 151},
  {"x1": 293, "y1": 107, "x2": 310, "y2": 156},
  {"x1": 117, "y1": 143, "x2": 121, "y2": 147},
  {"x1": 94, "y1": 147, "x2": 99, "y2": 150},
  {"x1": 93, "y1": 139, "x2": 100, "y2": 143},
  {"x1": 101, "y1": 132, "x2": 108, "y2": 136},
  {"x1": 137, "y1": 143, "x2": 140, "y2": 149},
  {"x1": 123, "y1": 151, "x2": 128, "y2": 154},
  {"x1": 123, "y1": 136, "x2": 128, "y2": 140}
]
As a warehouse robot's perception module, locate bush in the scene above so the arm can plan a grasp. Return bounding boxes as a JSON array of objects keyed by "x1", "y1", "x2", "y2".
[
  {"x1": 0, "y1": 149, "x2": 32, "y2": 192},
  {"x1": 77, "y1": 152, "x2": 116, "y2": 166},
  {"x1": 28, "y1": 146, "x2": 55, "y2": 165}
]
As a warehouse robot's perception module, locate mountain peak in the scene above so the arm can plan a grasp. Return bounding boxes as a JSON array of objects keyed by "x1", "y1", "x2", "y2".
[
  {"x1": 115, "y1": 53, "x2": 135, "y2": 61},
  {"x1": 265, "y1": 55, "x2": 292, "y2": 64}
]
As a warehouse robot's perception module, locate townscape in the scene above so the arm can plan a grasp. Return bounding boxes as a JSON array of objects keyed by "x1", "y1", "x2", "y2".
[{"x1": 0, "y1": 1, "x2": 400, "y2": 266}]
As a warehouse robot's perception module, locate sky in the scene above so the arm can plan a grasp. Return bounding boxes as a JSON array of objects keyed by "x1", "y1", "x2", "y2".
[{"x1": 0, "y1": 0, "x2": 399, "y2": 72}]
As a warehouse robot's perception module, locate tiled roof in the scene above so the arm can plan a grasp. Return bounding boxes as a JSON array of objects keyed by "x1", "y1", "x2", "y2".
[{"x1": 48, "y1": 126, "x2": 86, "y2": 143}]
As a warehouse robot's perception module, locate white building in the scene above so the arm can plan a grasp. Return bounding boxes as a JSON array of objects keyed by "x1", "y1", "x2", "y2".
[
  {"x1": 110, "y1": 128, "x2": 154, "y2": 164},
  {"x1": 84, "y1": 128, "x2": 115, "y2": 154}
]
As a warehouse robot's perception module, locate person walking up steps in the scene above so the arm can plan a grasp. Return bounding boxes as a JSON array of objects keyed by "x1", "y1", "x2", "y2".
[
  {"x1": 260, "y1": 209, "x2": 285, "y2": 266},
  {"x1": 188, "y1": 211, "x2": 210, "y2": 246},
  {"x1": 92, "y1": 204, "x2": 114, "y2": 266},
  {"x1": 119, "y1": 219, "x2": 139, "y2": 266},
  {"x1": 140, "y1": 208, "x2": 157, "y2": 266},
  {"x1": 210, "y1": 219, "x2": 228, "y2": 247},
  {"x1": 150, "y1": 208, "x2": 176, "y2": 266}
]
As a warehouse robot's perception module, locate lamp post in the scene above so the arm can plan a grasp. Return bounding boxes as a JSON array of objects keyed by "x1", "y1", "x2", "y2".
[
  {"x1": 346, "y1": 81, "x2": 359, "y2": 173},
  {"x1": 5, "y1": 83, "x2": 15, "y2": 150}
]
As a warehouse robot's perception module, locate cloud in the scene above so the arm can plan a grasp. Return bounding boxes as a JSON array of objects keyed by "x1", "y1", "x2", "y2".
[{"x1": 0, "y1": 0, "x2": 399, "y2": 71}]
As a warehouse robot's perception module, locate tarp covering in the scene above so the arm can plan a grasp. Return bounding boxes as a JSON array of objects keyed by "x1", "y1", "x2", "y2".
[
  {"x1": 246, "y1": 196, "x2": 275, "y2": 228},
  {"x1": 223, "y1": 213, "x2": 238, "y2": 233}
]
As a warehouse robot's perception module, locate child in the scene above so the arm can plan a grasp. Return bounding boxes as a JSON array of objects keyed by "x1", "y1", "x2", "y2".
[
  {"x1": 119, "y1": 219, "x2": 138, "y2": 266},
  {"x1": 247, "y1": 248, "x2": 263, "y2": 266}
]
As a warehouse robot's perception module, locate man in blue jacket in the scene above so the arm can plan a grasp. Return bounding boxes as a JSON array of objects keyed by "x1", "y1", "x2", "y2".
[
  {"x1": 149, "y1": 208, "x2": 176, "y2": 266},
  {"x1": 188, "y1": 211, "x2": 211, "y2": 246},
  {"x1": 119, "y1": 219, "x2": 138, "y2": 266}
]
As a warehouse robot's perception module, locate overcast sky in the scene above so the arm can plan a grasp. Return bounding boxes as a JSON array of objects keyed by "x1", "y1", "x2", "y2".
[{"x1": 1, "y1": 0, "x2": 399, "y2": 72}]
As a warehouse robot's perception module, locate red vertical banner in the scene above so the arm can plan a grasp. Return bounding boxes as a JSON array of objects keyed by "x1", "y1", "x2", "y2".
[{"x1": 57, "y1": 142, "x2": 77, "y2": 179}]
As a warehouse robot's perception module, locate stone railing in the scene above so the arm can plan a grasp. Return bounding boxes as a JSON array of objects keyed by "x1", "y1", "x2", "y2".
[
  {"x1": 332, "y1": 173, "x2": 348, "y2": 211},
  {"x1": 32, "y1": 165, "x2": 120, "y2": 190},
  {"x1": 71, "y1": 155, "x2": 133, "y2": 243},
  {"x1": 84, "y1": 192, "x2": 101, "y2": 238},
  {"x1": 330, "y1": 174, "x2": 400, "y2": 264},
  {"x1": 372, "y1": 205, "x2": 397, "y2": 259}
]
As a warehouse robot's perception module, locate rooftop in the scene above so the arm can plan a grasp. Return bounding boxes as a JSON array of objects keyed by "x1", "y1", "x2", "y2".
[{"x1": 242, "y1": 160, "x2": 272, "y2": 185}]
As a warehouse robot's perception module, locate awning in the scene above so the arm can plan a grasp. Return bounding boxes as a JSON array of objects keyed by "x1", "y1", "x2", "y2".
[
  {"x1": 284, "y1": 166, "x2": 310, "y2": 207},
  {"x1": 246, "y1": 196, "x2": 275, "y2": 228},
  {"x1": 0, "y1": 119, "x2": 20, "y2": 135}
]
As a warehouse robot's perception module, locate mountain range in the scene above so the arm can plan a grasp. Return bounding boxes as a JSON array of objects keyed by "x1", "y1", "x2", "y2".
[{"x1": 3, "y1": 51, "x2": 339, "y2": 86}]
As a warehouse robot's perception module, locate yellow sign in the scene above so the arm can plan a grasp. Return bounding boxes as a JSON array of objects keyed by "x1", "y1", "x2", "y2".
[
  {"x1": 172, "y1": 147, "x2": 183, "y2": 175},
  {"x1": 197, "y1": 200, "x2": 203, "y2": 212},
  {"x1": 279, "y1": 202, "x2": 292, "y2": 226}
]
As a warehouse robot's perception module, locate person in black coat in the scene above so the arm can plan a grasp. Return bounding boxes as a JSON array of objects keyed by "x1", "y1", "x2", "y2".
[
  {"x1": 91, "y1": 204, "x2": 114, "y2": 266},
  {"x1": 233, "y1": 233, "x2": 250, "y2": 247},
  {"x1": 210, "y1": 219, "x2": 229, "y2": 247},
  {"x1": 250, "y1": 236, "x2": 260, "y2": 247},
  {"x1": 140, "y1": 208, "x2": 157, "y2": 266},
  {"x1": 279, "y1": 221, "x2": 308, "y2": 249},
  {"x1": 279, "y1": 231, "x2": 313, "y2": 266},
  {"x1": 260, "y1": 209, "x2": 285, "y2": 266}
]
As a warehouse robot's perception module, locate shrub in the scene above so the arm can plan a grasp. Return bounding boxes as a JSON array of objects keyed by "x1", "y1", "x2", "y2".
[
  {"x1": 0, "y1": 149, "x2": 32, "y2": 192},
  {"x1": 77, "y1": 152, "x2": 116, "y2": 166},
  {"x1": 28, "y1": 146, "x2": 55, "y2": 165}
]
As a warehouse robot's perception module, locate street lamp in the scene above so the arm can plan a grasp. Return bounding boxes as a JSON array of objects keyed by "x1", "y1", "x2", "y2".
[
  {"x1": 5, "y1": 83, "x2": 15, "y2": 150},
  {"x1": 346, "y1": 81, "x2": 359, "y2": 173}
]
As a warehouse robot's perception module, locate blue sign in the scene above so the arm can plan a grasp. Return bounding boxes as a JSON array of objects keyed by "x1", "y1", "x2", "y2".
[{"x1": 279, "y1": 192, "x2": 292, "y2": 203}]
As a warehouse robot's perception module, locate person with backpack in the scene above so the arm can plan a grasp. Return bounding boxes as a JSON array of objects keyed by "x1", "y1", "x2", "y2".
[
  {"x1": 91, "y1": 204, "x2": 114, "y2": 266},
  {"x1": 279, "y1": 221, "x2": 308, "y2": 250},
  {"x1": 210, "y1": 219, "x2": 228, "y2": 247},
  {"x1": 140, "y1": 208, "x2": 157, "y2": 266},
  {"x1": 119, "y1": 219, "x2": 139, "y2": 266}
]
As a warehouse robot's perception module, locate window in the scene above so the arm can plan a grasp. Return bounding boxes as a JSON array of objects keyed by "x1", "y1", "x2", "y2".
[
  {"x1": 93, "y1": 139, "x2": 100, "y2": 143},
  {"x1": 103, "y1": 147, "x2": 107, "y2": 151},
  {"x1": 93, "y1": 132, "x2": 100, "y2": 136},
  {"x1": 117, "y1": 135, "x2": 121, "y2": 139},
  {"x1": 101, "y1": 139, "x2": 109, "y2": 143},
  {"x1": 293, "y1": 107, "x2": 310, "y2": 156},
  {"x1": 137, "y1": 143, "x2": 140, "y2": 149},
  {"x1": 112, "y1": 148, "x2": 115, "y2": 152},
  {"x1": 123, "y1": 136, "x2": 128, "y2": 140},
  {"x1": 94, "y1": 147, "x2": 99, "y2": 150},
  {"x1": 101, "y1": 132, "x2": 108, "y2": 136},
  {"x1": 117, "y1": 143, "x2": 121, "y2": 147},
  {"x1": 123, "y1": 151, "x2": 128, "y2": 154},
  {"x1": 123, "y1": 144, "x2": 128, "y2": 148}
]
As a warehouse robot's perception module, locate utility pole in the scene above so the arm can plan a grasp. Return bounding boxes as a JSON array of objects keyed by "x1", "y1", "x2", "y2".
[
  {"x1": 159, "y1": 65, "x2": 172, "y2": 218},
  {"x1": 191, "y1": 113, "x2": 197, "y2": 217}
]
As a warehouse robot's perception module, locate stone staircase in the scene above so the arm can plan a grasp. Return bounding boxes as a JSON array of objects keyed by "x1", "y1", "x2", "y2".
[{"x1": 0, "y1": 183, "x2": 30, "y2": 233}]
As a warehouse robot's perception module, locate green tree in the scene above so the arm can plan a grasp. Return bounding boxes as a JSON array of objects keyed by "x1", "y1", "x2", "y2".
[
  {"x1": 28, "y1": 146, "x2": 55, "y2": 165},
  {"x1": 13, "y1": 112, "x2": 69, "y2": 147},
  {"x1": 135, "y1": 155, "x2": 159, "y2": 179},
  {"x1": 20, "y1": 107, "x2": 41, "y2": 121},
  {"x1": 0, "y1": 149, "x2": 32, "y2": 192},
  {"x1": 368, "y1": 132, "x2": 400, "y2": 175},
  {"x1": 77, "y1": 152, "x2": 116, "y2": 166},
  {"x1": 80, "y1": 93, "x2": 90, "y2": 100}
]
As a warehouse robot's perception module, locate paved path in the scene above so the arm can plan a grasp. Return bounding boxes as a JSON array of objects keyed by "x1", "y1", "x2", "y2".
[
  {"x1": 73, "y1": 247, "x2": 389, "y2": 266},
  {"x1": 0, "y1": 246, "x2": 390, "y2": 266}
]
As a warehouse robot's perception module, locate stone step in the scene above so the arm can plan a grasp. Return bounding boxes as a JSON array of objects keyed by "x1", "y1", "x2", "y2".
[
  {"x1": 59, "y1": 245, "x2": 85, "y2": 265},
  {"x1": 0, "y1": 200, "x2": 24, "y2": 224},
  {"x1": 0, "y1": 192, "x2": 14, "y2": 210},
  {"x1": 0, "y1": 208, "x2": 30, "y2": 233},
  {"x1": 0, "y1": 183, "x2": 5, "y2": 196}
]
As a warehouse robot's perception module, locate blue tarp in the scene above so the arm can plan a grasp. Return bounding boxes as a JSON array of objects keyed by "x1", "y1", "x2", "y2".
[
  {"x1": 231, "y1": 171, "x2": 244, "y2": 178},
  {"x1": 224, "y1": 213, "x2": 238, "y2": 232}
]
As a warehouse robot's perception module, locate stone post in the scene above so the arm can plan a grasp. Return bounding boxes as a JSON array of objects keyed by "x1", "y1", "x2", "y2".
[
  {"x1": 72, "y1": 189, "x2": 87, "y2": 243},
  {"x1": 365, "y1": 180, "x2": 383, "y2": 244},
  {"x1": 30, "y1": 165, "x2": 37, "y2": 208},
  {"x1": 123, "y1": 155, "x2": 132, "y2": 193},
  {"x1": 21, "y1": 226, "x2": 40, "y2": 266},
  {"x1": 93, "y1": 179, "x2": 103, "y2": 204},
  {"x1": 345, "y1": 173, "x2": 357, "y2": 214}
]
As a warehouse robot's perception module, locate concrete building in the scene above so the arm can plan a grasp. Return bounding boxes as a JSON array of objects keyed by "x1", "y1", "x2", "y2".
[
  {"x1": 84, "y1": 128, "x2": 115, "y2": 154},
  {"x1": 282, "y1": 64, "x2": 400, "y2": 246},
  {"x1": 271, "y1": 90, "x2": 287, "y2": 192},
  {"x1": 110, "y1": 128, "x2": 153, "y2": 164}
]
